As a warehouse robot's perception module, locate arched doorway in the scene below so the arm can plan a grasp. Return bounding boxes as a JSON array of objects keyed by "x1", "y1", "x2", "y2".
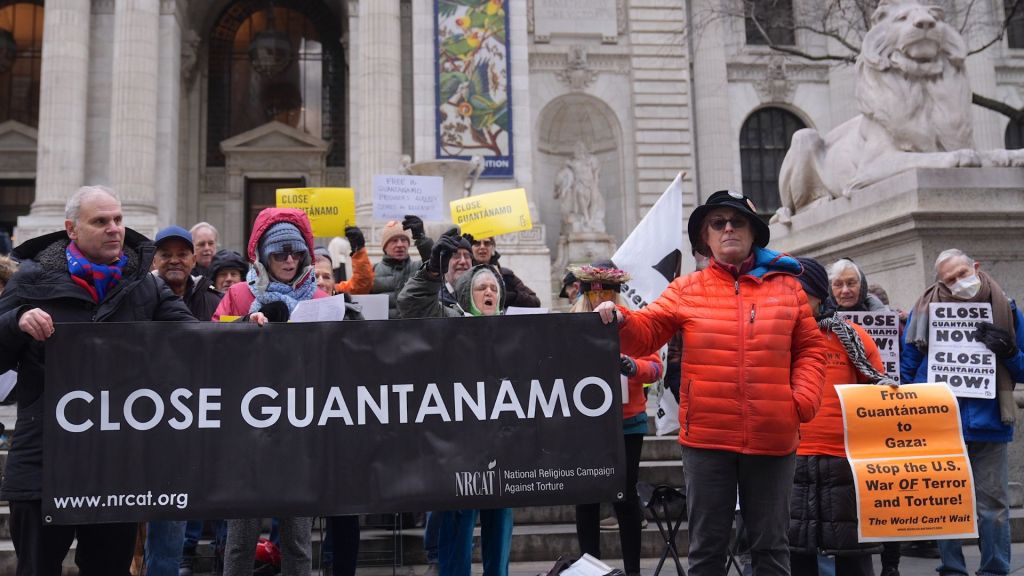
[
  {"x1": 739, "y1": 106, "x2": 806, "y2": 216},
  {"x1": 206, "y1": 0, "x2": 347, "y2": 168}
]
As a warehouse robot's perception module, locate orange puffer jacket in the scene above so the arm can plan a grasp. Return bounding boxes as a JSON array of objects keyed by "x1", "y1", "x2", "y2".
[
  {"x1": 617, "y1": 255, "x2": 826, "y2": 456},
  {"x1": 799, "y1": 321, "x2": 883, "y2": 458}
]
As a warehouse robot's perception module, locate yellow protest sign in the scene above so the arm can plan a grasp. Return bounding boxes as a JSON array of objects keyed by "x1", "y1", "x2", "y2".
[
  {"x1": 836, "y1": 384, "x2": 977, "y2": 541},
  {"x1": 275, "y1": 188, "x2": 356, "y2": 237},
  {"x1": 450, "y1": 188, "x2": 532, "y2": 238}
]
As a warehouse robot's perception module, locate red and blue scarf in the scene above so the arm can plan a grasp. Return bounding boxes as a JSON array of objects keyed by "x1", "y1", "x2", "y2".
[{"x1": 66, "y1": 242, "x2": 128, "y2": 303}]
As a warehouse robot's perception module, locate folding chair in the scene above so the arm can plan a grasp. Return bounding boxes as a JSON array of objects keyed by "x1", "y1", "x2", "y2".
[{"x1": 637, "y1": 481, "x2": 687, "y2": 576}]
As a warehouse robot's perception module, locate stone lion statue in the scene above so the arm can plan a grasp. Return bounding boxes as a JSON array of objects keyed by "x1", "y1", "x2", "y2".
[{"x1": 775, "y1": 0, "x2": 1022, "y2": 223}]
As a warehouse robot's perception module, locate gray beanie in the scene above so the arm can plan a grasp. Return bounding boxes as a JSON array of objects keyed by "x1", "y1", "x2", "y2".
[{"x1": 259, "y1": 222, "x2": 306, "y2": 264}]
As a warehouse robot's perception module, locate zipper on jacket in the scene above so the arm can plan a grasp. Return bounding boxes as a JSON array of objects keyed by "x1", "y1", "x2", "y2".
[
  {"x1": 750, "y1": 303, "x2": 756, "y2": 323},
  {"x1": 737, "y1": 281, "x2": 749, "y2": 450},
  {"x1": 683, "y1": 378, "x2": 692, "y2": 436}
]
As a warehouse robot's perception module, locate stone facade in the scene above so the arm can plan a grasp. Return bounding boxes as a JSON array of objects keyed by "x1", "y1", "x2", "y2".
[{"x1": 3, "y1": 0, "x2": 1024, "y2": 307}]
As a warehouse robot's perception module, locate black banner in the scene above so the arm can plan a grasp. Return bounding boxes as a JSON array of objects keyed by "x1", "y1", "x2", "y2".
[{"x1": 43, "y1": 315, "x2": 625, "y2": 524}]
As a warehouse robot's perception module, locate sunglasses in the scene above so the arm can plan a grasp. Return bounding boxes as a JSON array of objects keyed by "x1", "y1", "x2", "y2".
[
  {"x1": 707, "y1": 217, "x2": 749, "y2": 231},
  {"x1": 472, "y1": 240, "x2": 495, "y2": 247},
  {"x1": 269, "y1": 251, "x2": 307, "y2": 263}
]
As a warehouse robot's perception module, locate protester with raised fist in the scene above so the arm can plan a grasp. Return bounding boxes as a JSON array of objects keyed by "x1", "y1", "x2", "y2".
[
  {"x1": 569, "y1": 261, "x2": 661, "y2": 576},
  {"x1": 332, "y1": 226, "x2": 373, "y2": 295},
  {"x1": 0, "y1": 186, "x2": 195, "y2": 575},
  {"x1": 594, "y1": 189, "x2": 826, "y2": 576},
  {"x1": 370, "y1": 215, "x2": 433, "y2": 318},
  {"x1": 398, "y1": 228, "x2": 474, "y2": 319},
  {"x1": 901, "y1": 248, "x2": 1024, "y2": 576},
  {"x1": 788, "y1": 257, "x2": 891, "y2": 576}
]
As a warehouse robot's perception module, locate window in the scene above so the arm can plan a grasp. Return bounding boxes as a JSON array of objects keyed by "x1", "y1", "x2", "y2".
[
  {"x1": 1007, "y1": 0, "x2": 1024, "y2": 49},
  {"x1": 207, "y1": 0, "x2": 346, "y2": 166},
  {"x1": 0, "y1": 1, "x2": 43, "y2": 127},
  {"x1": 740, "y1": 107, "x2": 806, "y2": 215},
  {"x1": 745, "y1": 0, "x2": 795, "y2": 46}
]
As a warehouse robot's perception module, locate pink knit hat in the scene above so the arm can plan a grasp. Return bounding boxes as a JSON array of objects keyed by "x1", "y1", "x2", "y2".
[{"x1": 380, "y1": 220, "x2": 412, "y2": 251}]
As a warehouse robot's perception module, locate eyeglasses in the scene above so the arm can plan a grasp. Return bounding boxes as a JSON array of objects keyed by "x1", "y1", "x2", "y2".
[
  {"x1": 472, "y1": 240, "x2": 495, "y2": 247},
  {"x1": 707, "y1": 217, "x2": 749, "y2": 231},
  {"x1": 269, "y1": 251, "x2": 307, "y2": 263}
]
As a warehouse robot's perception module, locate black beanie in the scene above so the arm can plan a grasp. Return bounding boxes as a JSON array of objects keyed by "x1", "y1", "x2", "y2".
[{"x1": 796, "y1": 257, "x2": 829, "y2": 301}]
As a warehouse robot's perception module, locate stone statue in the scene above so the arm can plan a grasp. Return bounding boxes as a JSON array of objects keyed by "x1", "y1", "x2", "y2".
[
  {"x1": 775, "y1": 0, "x2": 1024, "y2": 224},
  {"x1": 554, "y1": 141, "x2": 605, "y2": 234}
]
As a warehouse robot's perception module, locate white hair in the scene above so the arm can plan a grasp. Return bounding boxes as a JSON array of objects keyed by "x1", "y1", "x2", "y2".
[
  {"x1": 65, "y1": 186, "x2": 118, "y2": 223},
  {"x1": 934, "y1": 248, "x2": 974, "y2": 279},
  {"x1": 827, "y1": 258, "x2": 861, "y2": 283},
  {"x1": 189, "y1": 222, "x2": 219, "y2": 240}
]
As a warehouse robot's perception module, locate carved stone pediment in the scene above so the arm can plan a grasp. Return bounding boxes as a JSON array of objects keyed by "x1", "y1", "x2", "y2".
[
  {"x1": 0, "y1": 120, "x2": 38, "y2": 151},
  {"x1": 220, "y1": 121, "x2": 329, "y2": 155}
]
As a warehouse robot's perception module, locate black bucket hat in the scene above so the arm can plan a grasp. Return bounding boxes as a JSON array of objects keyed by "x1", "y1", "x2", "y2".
[
  {"x1": 687, "y1": 190, "x2": 770, "y2": 257},
  {"x1": 558, "y1": 271, "x2": 577, "y2": 299}
]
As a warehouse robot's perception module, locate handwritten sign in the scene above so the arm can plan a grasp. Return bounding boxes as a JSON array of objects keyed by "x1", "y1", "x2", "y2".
[
  {"x1": 837, "y1": 384, "x2": 977, "y2": 541},
  {"x1": 450, "y1": 188, "x2": 532, "y2": 239},
  {"x1": 276, "y1": 188, "x2": 356, "y2": 238},
  {"x1": 373, "y1": 175, "x2": 444, "y2": 222},
  {"x1": 838, "y1": 311, "x2": 901, "y2": 384},
  {"x1": 926, "y1": 303, "x2": 996, "y2": 399}
]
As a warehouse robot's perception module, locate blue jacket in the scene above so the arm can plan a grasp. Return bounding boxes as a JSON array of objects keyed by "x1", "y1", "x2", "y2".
[{"x1": 900, "y1": 302, "x2": 1024, "y2": 443}]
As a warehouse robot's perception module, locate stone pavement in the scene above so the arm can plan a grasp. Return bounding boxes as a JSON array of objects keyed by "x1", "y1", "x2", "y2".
[{"x1": 351, "y1": 542, "x2": 1024, "y2": 575}]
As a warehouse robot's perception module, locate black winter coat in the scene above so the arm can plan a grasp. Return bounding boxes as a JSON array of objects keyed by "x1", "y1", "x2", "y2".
[
  {"x1": 788, "y1": 454, "x2": 881, "y2": 556},
  {"x1": 183, "y1": 274, "x2": 223, "y2": 321},
  {"x1": 0, "y1": 230, "x2": 196, "y2": 500}
]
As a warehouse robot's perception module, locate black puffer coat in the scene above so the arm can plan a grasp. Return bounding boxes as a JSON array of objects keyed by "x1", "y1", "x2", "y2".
[
  {"x1": 789, "y1": 454, "x2": 881, "y2": 556},
  {"x1": 0, "y1": 229, "x2": 196, "y2": 500}
]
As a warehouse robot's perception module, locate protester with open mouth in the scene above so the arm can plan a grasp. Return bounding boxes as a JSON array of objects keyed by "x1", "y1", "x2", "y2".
[
  {"x1": 569, "y1": 260, "x2": 661, "y2": 576},
  {"x1": 398, "y1": 227, "x2": 514, "y2": 576}
]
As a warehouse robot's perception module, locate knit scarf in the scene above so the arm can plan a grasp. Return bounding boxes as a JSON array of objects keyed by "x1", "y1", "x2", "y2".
[
  {"x1": 906, "y1": 270, "x2": 1017, "y2": 423},
  {"x1": 66, "y1": 242, "x2": 127, "y2": 303},
  {"x1": 246, "y1": 264, "x2": 316, "y2": 315},
  {"x1": 818, "y1": 312, "x2": 897, "y2": 387}
]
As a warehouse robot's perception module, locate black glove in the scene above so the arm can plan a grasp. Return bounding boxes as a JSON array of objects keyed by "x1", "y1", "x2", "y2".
[
  {"x1": 260, "y1": 301, "x2": 290, "y2": 323},
  {"x1": 620, "y1": 355, "x2": 637, "y2": 377},
  {"x1": 344, "y1": 226, "x2": 365, "y2": 255},
  {"x1": 402, "y1": 215, "x2": 425, "y2": 241},
  {"x1": 461, "y1": 232, "x2": 475, "y2": 246},
  {"x1": 427, "y1": 228, "x2": 461, "y2": 275},
  {"x1": 975, "y1": 321, "x2": 1019, "y2": 359}
]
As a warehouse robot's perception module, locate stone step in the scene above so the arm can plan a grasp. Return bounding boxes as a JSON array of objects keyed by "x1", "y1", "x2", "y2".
[{"x1": 640, "y1": 435, "x2": 680, "y2": 461}]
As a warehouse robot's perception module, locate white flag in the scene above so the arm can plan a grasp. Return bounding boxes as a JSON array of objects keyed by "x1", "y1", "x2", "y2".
[{"x1": 613, "y1": 172, "x2": 690, "y2": 310}]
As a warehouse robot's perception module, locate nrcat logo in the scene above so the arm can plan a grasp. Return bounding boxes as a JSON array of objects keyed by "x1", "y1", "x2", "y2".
[{"x1": 455, "y1": 459, "x2": 498, "y2": 497}]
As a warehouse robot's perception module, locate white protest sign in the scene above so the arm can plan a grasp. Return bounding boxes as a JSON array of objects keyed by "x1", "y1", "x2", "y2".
[
  {"x1": 505, "y1": 306, "x2": 548, "y2": 316},
  {"x1": 350, "y1": 294, "x2": 390, "y2": 321},
  {"x1": 838, "y1": 311, "x2": 902, "y2": 384},
  {"x1": 372, "y1": 175, "x2": 445, "y2": 221},
  {"x1": 927, "y1": 303, "x2": 996, "y2": 399}
]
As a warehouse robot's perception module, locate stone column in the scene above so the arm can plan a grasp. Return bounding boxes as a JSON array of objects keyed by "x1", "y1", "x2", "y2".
[
  {"x1": 155, "y1": 2, "x2": 182, "y2": 227},
  {"x1": 689, "y1": 1, "x2": 735, "y2": 196},
  {"x1": 108, "y1": 0, "x2": 161, "y2": 236},
  {"x1": 16, "y1": 0, "x2": 91, "y2": 241},
  {"x1": 355, "y1": 0, "x2": 402, "y2": 213}
]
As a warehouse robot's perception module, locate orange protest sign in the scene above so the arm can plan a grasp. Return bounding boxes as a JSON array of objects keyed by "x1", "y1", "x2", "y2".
[{"x1": 836, "y1": 384, "x2": 977, "y2": 541}]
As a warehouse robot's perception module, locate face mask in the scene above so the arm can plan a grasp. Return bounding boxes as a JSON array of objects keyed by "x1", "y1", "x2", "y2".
[{"x1": 949, "y1": 274, "x2": 981, "y2": 299}]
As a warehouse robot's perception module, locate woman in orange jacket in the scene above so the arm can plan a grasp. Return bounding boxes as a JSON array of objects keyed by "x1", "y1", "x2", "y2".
[
  {"x1": 569, "y1": 261, "x2": 662, "y2": 576},
  {"x1": 788, "y1": 257, "x2": 894, "y2": 576},
  {"x1": 595, "y1": 190, "x2": 827, "y2": 576}
]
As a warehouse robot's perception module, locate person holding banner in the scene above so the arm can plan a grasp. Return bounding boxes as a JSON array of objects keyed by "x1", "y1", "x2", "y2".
[
  {"x1": 0, "y1": 186, "x2": 197, "y2": 576},
  {"x1": 788, "y1": 257, "x2": 892, "y2": 576},
  {"x1": 569, "y1": 262, "x2": 662, "y2": 576},
  {"x1": 371, "y1": 216, "x2": 433, "y2": 318},
  {"x1": 398, "y1": 229, "x2": 475, "y2": 319},
  {"x1": 595, "y1": 189, "x2": 826, "y2": 576},
  {"x1": 901, "y1": 248, "x2": 1024, "y2": 576},
  {"x1": 212, "y1": 207, "x2": 325, "y2": 575}
]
